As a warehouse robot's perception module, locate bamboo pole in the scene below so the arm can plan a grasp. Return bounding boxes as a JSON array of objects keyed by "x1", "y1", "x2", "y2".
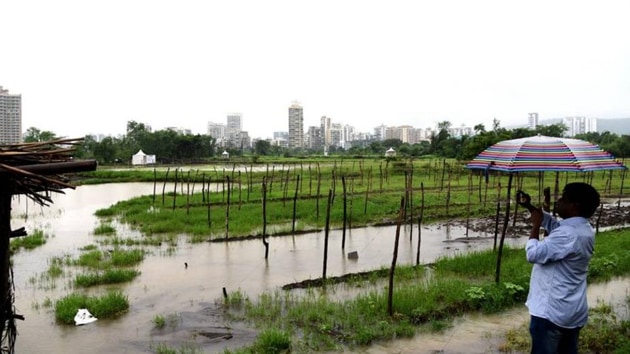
[
  {"x1": 322, "y1": 189, "x2": 333, "y2": 281},
  {"x1": 416, "y1": 182, "x2": 425, "y2": 266},
  {"x1": 387, "y1": 196, "x2": 405, "y2": 316},
  {"x1": 342, "y1": 176, "x2": 347, "y2": 249},
  {"x1": 262, "y1": 178, "x2": 269, "y2": 259},
  {"x1": 292, "y1": 175, "x2": 300, "y2": 235},
  {"x1": 495, "y1": 174, "x2": 514, "y2": 284}
]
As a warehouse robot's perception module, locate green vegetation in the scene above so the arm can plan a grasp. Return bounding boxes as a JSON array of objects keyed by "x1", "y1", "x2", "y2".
[
  {"x1": 10, "y1": 229, "x2": 47, "y2": 253},
  {"x1": 54, "y1": 291, "x2": 129, "y2": 324},
  {"x1": 92, "y1": 159, "x2": 627, "y2": 241},
  {"x1": 152, "y1": 314, "x2": 166, "y2": 329},
  {"x1": 93, "y1": 223, "x2": 116, "y2": 235},
  {"x1": 224, "y1": 328, "x2": 292, "y2": 354},
  {"x1": 150, "y1": 343, "x2": 203, "y2": 354},
  {"x1": 222, "y1": 228, "x2": 630, "y2": 352},
  {"x1": 75, "y1": 248, "x2": 144, "y2": 268},
  {"x1": 74, "y1": 269, "x2": 140, "y2": 287}
]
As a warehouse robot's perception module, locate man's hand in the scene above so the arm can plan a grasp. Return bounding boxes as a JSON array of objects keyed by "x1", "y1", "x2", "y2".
[
  {"x1": 529, "y1": 206, "x2": 544, "y2": 240},
  {"x1": 516, "y1": 190, "x2": 536, "y2": 212}
]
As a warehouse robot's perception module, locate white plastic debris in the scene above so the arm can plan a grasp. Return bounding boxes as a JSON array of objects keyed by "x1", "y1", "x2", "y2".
[{"x1": 74, "y1": 308, "x2": 98, "y2": 326}]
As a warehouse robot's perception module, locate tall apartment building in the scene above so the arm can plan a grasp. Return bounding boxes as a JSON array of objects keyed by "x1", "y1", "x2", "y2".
[
  {"x1": 0, "y1": 86, "x2": 22, "y2": 144},
  {"x1": 320, "y1": 116, "x2": 332, "y2": 147},
  {"x1": 207, "y1": 122, "x2": 226, "y2": 144},
  {"x1": 562, "y1": 116, "x2": 597, "y2": 137},
  {"x1": 225, "y1": 113, "x2": 242, "y2": 147},
  {"x1": 373, "y1": 124, "x2": 387, "y2": 141},
  {"x1": 528, "y1": 112, "x2": 539, "y2": 130},
  {"x1": 288, "y1": 102, "x2": 303, "y2": 149}
]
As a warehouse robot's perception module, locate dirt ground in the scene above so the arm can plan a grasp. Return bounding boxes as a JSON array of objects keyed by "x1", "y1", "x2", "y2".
[{"x1": 458, "y1": 201, "x2": 630, "y2": 237}]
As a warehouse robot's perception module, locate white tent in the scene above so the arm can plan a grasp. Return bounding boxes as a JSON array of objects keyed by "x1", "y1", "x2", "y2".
[
  {"x1": 385, "y1": 147, "x2": 396, "y2": 157},
  {"x1": 132, "y1": 150, "x2": 156, "y2": 165}
]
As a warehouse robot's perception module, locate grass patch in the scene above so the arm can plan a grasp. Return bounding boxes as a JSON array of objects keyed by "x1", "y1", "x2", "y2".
[
  {"x1": 224, "y1": 328, "x2": 291, "y2": 354},
  {"x1": 10, "y1": 229, "x2": 47, "y2": 253},
  {"x1": 152, "y1": 314, "x2": 166, "y2": 329},
  {"x1": 93, "y1": 223, "x2": 116, "y2": 235},
  {"x1": 54, "y1": 291, "x2": 129, "y2": 324},
  {"x1": 74, "y1": 248, "x2": 145, "y2": 269},
  {"x1": 74, "y1": 269, "x2": 140, "y2": 287}
]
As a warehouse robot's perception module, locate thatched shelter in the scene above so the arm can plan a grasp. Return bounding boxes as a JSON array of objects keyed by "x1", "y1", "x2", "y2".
[{"x1": 0, "y1": 138, "x2": 96, "y2": 352}]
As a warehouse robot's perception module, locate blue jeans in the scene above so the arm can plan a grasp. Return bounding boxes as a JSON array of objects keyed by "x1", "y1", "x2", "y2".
[{"x1": 529, "y1": 315, "x2": 581, "y2": 354}]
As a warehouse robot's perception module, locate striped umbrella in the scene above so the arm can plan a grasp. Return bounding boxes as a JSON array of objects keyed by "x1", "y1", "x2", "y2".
[{"x1": 465, "y1": 135, "x2": 627, "y2": 172}]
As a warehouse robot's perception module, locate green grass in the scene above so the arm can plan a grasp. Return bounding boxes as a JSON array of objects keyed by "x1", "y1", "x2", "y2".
[
  {"x1": 74, "y1": 269, "x2": 140, "y2": 287},
  {"x1": 223, "y1": 328, "x2": 292, "y2": 354},
  {"x1": 93, "y1": 223, "x2": 116, "y2": 235},
  {"x1": 152, "y1": 314, "x2": 166, "y2": 329},
  {"x1": 54, "y1": 291, "x2": 129, "y2": 324},
  {"x1": 10, "y1": 229, "x2": 47, "y2": 253},
  {"x1": 74, "y1": 248, "x2": 145, "y2": 269}
]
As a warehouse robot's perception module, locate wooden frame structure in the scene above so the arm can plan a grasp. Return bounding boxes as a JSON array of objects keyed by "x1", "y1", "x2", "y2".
[{"x1": 0, "y1": 138, "x2": 96, "y2": 353}]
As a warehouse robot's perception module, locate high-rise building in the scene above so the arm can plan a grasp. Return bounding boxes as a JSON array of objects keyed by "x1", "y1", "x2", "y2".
[
  {"x1": 288, "y1": 102, "x2": 303, "y2": 149},
  {"x1": 528, "y1": 113, "x2": 539, "y2": 130},
  {"x1": 562, "y1": 116, "x2": 597, "y2": 137},
  {"x1": 207, "y1": 122, "x2": 226, "y2": 144},
  {"x1": 225, "y1": 113, "x2": 242, "y2": 147},
  {"x1": 0, "y1": 86, "x2": 22, "y2": 144},
  {"x1": 320, "y1": 116, "x2": 332, "y2": 147}
]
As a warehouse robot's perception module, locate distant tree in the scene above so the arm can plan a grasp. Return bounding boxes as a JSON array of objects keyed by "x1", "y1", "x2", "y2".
[
  {"x1": 535, "y1": 123, "x2": 566, "y2": 137},
  {"x1": 23, "y1": 127, "x2": 57, "y2": 142},
  {"x1": 382, "y1": 138, "x2": 403, "y2": 149},
  {"x1": 254, "y1": 140, "x2": 271, "y2": 155}
]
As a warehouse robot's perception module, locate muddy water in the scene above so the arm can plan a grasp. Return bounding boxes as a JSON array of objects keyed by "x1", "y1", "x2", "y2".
[{"x1": 8, "y1": 183, "x2": 628, "y2": 353}]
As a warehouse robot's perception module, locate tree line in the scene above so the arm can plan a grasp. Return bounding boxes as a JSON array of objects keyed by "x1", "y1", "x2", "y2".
[{"x1": 21, "y1": 119, "x2": 630, "y2": 165}]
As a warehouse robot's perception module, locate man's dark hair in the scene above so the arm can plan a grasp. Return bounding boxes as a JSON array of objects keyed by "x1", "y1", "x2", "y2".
[{"x1": 563, "y1": 182, "x2": 600, "y2": 218}]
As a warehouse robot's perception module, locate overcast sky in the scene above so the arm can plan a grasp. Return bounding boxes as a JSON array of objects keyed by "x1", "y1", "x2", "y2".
[{"x1": 2, "y1": 0, "x2": 629, "y2": 139}]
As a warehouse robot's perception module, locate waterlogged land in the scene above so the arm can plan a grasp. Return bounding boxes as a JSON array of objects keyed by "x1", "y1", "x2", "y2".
[
  {"x1": 74, "y1": 159, "x2": 630, "y2": 353},
  {"x1": 209, "y1": 227, "x2": 630, "y2": 354}
]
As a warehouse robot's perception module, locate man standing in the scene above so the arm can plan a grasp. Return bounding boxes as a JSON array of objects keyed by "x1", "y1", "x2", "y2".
[{"x1": 519, "y1": 182, "x2": 600, "y2": 354}]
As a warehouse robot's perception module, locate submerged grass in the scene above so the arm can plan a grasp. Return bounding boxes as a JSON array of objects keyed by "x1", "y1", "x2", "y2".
[
  {"x1": 74, "y1": 269, "x2": 140, "y2": 287},
  {"x1": 54, "y1": 291, "x2": 129, "y2": 324},
  {"x1": 10, "y1": 229, "x2": 47, "y2": 253},
  {"x1": 224, "y1": 228, "x2": 630, "y2": 352}
]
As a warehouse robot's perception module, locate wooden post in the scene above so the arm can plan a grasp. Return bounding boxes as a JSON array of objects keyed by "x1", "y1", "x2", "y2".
[
  {"x1": 416, "y1": 182, "x2": 425, "y2": 266},
  {"x1": 388, "y1": 196, "x2": 405, "y2": 316},
  {"x1": 0, "y1": 177, "x2": 13, "y2": 338},
  {"x1": 292, "y1": 175, "x2": 300, "y2": 235},
  {"x1": 322, "y1": 189, "x2": 333, "y2": 281},
  {"x1": 262, "y1": 178, "x2": 269, "y2": 259},
  {"x1": 495, "y1": 174, "x2": 514, "y2": 284},
  {"x1": 172, "y1": 168, "x2": 178, "y2": 210},
  {"x1": 342, "y1": 176, "x2": 347, "y2": 249}
]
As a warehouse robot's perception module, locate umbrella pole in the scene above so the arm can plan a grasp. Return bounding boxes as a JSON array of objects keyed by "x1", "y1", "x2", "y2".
[{"x1": 495, "y1": 173, "x2": 513, "y2": 284}]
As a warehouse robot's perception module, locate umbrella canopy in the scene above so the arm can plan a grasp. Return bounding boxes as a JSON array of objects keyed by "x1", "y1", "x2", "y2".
[{"x1": 466, "y1": 135, "x2": 627, "y2": 172}]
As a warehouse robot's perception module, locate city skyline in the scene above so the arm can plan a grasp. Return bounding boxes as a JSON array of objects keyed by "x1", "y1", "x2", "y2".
[{"x1": 2, "y1": 1, "x2": 630, "y2": 140}]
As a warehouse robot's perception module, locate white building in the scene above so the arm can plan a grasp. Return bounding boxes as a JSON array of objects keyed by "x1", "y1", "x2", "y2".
[
  {"x1": 0, "y1": 86, "x2": 22, "y2": 144},
  {"x1": 528, "y1": 112, "x2": 539, "y2": 130},
  {"x1": 207, "y1": 122, "x2": 225, "y2": 144},
  {"x1": 562, "y1": 116, "x2": 597, "y2": 137}
]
